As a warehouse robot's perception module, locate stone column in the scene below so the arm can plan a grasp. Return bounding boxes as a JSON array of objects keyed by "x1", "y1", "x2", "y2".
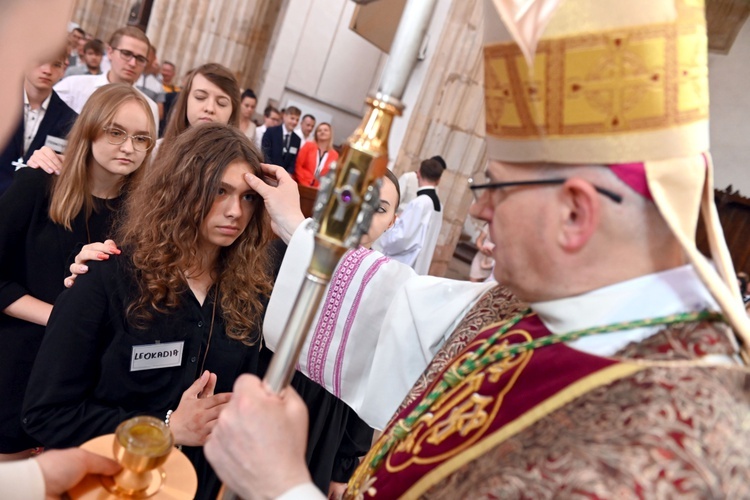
[
  {"x1": 392, "y1": 0, "x2": 486, "y2": 276},
  {"x1": 71, "y1": 0, "x2": 282, "y2": 92},
  {"x1": 146, "y1": 0, "x2": 283, "y2": 91},
  {"x1": 71, "y1": 0, "x2": 132, "y2": 41}
]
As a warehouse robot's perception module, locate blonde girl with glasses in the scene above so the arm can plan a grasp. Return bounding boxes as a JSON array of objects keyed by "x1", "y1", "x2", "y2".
[{"x1": 0, "y1": 83, "x2": 154, "y2": 458}]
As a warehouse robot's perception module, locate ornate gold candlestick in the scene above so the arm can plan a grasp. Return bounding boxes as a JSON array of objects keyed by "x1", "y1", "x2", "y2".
[{"x1": 220, "y1": 0, "x2": 438, "y2": 497}]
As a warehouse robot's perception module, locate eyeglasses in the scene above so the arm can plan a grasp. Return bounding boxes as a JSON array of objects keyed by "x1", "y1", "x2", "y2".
[
  {"x1": 102, "y1": 127, "x2": 154, "y2": 152},
  {"x1": 468, "y1": 178, "x2": 623, "y2": 203},
  {"x1": 112, "y1": 48, "x2": 149, "y2": 66}
]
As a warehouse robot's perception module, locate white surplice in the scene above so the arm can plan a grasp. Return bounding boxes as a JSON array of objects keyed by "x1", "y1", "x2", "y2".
[
  {"x1": 0, "y1": 458, "x2": 45, "y2": 500},
  {"x1": 397, "y1": 171, "x2": 419, "y2": 207},
  {"x1": 373, "y1": 189, "x2": 442, "y2": 275},
  {"x1": 264, "y1": 221, "x2": 493, "y2": 429}
]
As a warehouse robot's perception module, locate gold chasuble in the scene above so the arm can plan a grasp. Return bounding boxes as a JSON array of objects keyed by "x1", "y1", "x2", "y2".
[
  {"x1": 340, "y1": 0, "x2": 750, "y2": 495},
  {"x1": 346, "y1": 312, "x2": 750, "y2": 499}
]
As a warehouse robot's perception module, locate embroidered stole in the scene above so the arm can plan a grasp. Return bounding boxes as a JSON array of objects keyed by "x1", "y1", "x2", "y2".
[{"x1": 347, "y1": 314, "x2": 645, "y2": 499}]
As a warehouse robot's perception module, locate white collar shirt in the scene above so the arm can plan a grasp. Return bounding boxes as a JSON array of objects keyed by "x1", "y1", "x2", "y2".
[
  {"x1": 54, "y1": 72, "x2": 160, "y2": 135},
  {"x1": 22, "y1": 90, "x2": 52, "y2": 155},
  {"x1": 531, "y1": 265, "x2": 736, "y2": 362}
]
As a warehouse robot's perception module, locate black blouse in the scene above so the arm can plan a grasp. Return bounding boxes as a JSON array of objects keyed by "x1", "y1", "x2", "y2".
[
  {"x1": 0, "y1": 167, "x2": 120, "y2": 452},
  {"x1": 23, "y1": 254, "x2": 262, "y2": 499}
]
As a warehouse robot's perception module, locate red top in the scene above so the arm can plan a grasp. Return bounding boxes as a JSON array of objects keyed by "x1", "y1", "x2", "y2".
[{"x1": 293, "y1": 141, "x2": 339, "y2": 187}]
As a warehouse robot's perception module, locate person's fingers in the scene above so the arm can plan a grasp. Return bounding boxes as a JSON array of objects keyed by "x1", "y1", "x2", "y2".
[
  {"x1": 69, "y1": 262, "x2": 89, "y2": 275},
  {"x1": 232, "y1": 373, "x2": 264, "y2": 395},
  {"x1": 28, "y1": 148, "x2": 64, "y2": 175},
  {"x1": 260, "y1": 163, "x2": 296, "y2": 186},
  {"x1": 64, "y1": 275, "x2": 76, "y2": 288},
  {"x1": 202, "y1": 418, "x2": 219, "y2": 437},
  {"x1": 199, "y1": 401, "x2": 230, "y2": 424},
  {"x1": 77, "y1": 241, "x2": 120, "y2": 261},
  {"x1": 259, "y1": 162, "x2": 285, "y2": 177},
  {"x1": 280, "y1": 385, "x2": 306, "y2": 414},
  {"x1": 28, "y1": 156, "x2": 58, "y2": 175},
  {"x1": 182, "y1": 370, "x2": 210, "y2": 399},
  {"x1": 74, "y1": 246, "x2": 115, "y2": 266},
  {"x1": 203, "y1": 392, "x2": 232, "y2": 409},
  {"x1": 198, "y1": 372, "x2": 218, "y2": 399},
  {"x1": 35, "y1": 448, "x2": 121, "y2": 496},
  {"x1": 102, "y1": 239, "x2": 121, "y2": 254},
  {"x1": 74, "y1": 250, "x2": 104, "y2": 265},
  {"x1": 77, "y1": 449, "x2": 122, "y2": 476},
  {"x1": 244, "y1": 172, "x2": 273, "y2": 199}
]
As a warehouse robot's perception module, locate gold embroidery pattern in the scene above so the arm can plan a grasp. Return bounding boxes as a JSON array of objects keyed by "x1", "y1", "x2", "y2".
[
  {"x1": 484, "y1": 18, "x2": 708, "y2": 139},
  {"x1": 416, "y1": 325, "x2": 750, "y2": 499},
  {"x1": 393, "y1": 285, "x2": 525, "y2": 419},
  {"x1": 384, "y1": 329, "x2": 533, "y2": 473}
]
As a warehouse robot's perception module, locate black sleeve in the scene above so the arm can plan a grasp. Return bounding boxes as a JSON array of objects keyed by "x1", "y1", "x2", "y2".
[
  {"x1": 268, "y1": 238, "x2": 288, "y2": 280},
  {"x1": 331, "y1": 411, "x2": 374, "y2": 483},
  {"x1": 0, "y1": 168, "x2": 48, "y2": 310},
  {"x1": 261, "y1": 128, "x2": 272, "y2": 163},
  {"x1": 58, "y1": 104, "x2": 78, "y2": 141},
  {"x1": 22, "y1": 259, "x2": 163, "y2": 448}
]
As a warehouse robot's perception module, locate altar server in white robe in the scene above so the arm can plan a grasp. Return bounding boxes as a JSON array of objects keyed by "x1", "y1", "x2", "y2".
[
  {"x1": 373, "y1": 158, "x2": 444, "y2": 275},
  {"x1": 397, "y1": 155, "x2": 446, "y2": 209}
]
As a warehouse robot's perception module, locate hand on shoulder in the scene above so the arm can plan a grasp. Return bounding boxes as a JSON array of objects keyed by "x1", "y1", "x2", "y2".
[{"x1": 26, "y1": 146, "x2": 64, "y2": 175}]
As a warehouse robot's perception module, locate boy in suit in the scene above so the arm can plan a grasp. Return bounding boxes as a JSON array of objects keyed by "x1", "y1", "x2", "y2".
[
  {"x1": 262, "y1": 106, "x2": 301, "y2": 175},
  {"x1": 0, "y1": 49, "x2": 77, "y2": 195}
]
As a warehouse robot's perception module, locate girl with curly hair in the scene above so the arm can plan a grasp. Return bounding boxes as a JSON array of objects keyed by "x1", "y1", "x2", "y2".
[
  {"x1": 0, "y1": 83, "x2": 154, "y2": 458},
  {"x1": 23, "y1": 123, "x2": 272, "y2": 499},
  {"x1": 61, "y1": 62, "x2": 242, "y2": 275}
]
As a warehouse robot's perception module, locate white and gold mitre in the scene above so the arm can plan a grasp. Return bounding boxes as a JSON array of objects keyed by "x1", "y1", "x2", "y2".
[
  {"x1": 483, "y1": 0, "x2": 750, "y2": 359},
  {"x1": 483, "y1": 0, "x2": 709, "y2": 164}
]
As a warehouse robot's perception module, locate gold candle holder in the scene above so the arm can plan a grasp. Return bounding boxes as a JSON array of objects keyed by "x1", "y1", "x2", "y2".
[{"x1": 101, "y1": 416, "x2": 173, "y2": 498}]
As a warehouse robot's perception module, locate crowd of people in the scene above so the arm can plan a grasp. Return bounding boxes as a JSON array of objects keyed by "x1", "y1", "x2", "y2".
[
  {"x1": 0, "y1": 13, "x2": 448, "y2": 499},
  {"x1": 1, "y1": 0, "x2": 750, "y2": 498}
]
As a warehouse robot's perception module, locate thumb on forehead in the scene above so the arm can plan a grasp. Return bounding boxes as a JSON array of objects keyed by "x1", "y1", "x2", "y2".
[{"x1": 244, "y1": 172, "x2": 271, "y2": 198}]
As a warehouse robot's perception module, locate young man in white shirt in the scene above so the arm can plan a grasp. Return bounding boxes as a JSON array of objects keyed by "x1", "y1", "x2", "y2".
[
  {"x1": 63, "y1": 39, "x2": 104, "y2": 77},
  {"x1": 294, "y1": 114, "x2": 316, "y2": 144},
  {"x1": 254, "y1": 105, "x2": 282, "y2": 151},
  {"x1": 54, "y1": 26, "x2": 159, "y2": 134},
  {"x1": 374, "y1": 158, "x2": 444, "y2": 274}
]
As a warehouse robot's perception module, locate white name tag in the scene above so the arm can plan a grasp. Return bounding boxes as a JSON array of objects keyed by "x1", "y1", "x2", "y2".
[
  {"x1": 44, "y1": 135, "x2": 68, "y2": 152},
  {"x1": 130, "y1": 341, "x2": 184, "y2": 372},
  {"x1": 289, "y1": 146, "x2": 298, "y2": 154}
]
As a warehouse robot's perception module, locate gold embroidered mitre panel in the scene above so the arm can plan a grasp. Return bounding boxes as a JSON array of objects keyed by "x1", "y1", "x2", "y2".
[{"x1": 483, "y1": 0, "x2": 709, "y2": 164}]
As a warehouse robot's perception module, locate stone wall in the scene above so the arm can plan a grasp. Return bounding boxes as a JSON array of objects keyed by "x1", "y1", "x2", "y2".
[
  {"x1": 147, "y1": 0, "x2": 282, "y2": 91},
  {"x1": 391, "y1": 0, "x2": 486, "y2": 276},
  {"x1": 71, "y1": 0, "x2": 282, "y2": 93},
  {"x1": 71, "y1": 0, "x2": 131, "y2": 42}
]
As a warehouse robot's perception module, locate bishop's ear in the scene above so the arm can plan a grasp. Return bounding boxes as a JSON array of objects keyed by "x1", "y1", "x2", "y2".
[{"x1": 556, "y1": 178, "x2": 602, "y2": 252}]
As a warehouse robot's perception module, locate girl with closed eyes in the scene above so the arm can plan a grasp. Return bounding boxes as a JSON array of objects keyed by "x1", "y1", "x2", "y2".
[{"x1": 160, "y1": 62, "x2": 239, "y2": 147}]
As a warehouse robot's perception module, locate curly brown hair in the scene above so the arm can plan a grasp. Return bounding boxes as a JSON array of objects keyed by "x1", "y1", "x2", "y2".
[{"x1": 117, "y1": 122, "x2": 271, "y2": 344}]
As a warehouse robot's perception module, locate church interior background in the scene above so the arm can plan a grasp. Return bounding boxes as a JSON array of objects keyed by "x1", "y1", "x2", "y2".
[{"x1": 69, "y1": 0, "x2": 750, "y2": 276}]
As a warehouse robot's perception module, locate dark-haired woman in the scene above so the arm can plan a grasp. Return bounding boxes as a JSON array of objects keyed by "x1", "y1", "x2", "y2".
[{"x1": 239, "y1": 88, "x2": 258, "y2": 142}]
